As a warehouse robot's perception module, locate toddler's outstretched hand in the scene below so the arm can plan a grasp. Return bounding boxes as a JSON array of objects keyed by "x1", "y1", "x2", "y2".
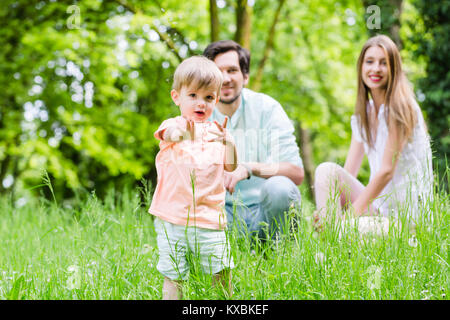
[
  {"x1": 208, "y1": 118, "x2": 233, "y2": 146},
  {"x1": 209, "y1": 117, "x2": 237, "y2": 172}
]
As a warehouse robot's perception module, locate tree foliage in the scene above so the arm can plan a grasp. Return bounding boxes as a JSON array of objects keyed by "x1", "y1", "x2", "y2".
[
  {"x1": 0, "y1": 0, "x2": 443, "y2": 203},
  {"x1": 410, "y1": 0, "x2": 449, "y2": 189}
]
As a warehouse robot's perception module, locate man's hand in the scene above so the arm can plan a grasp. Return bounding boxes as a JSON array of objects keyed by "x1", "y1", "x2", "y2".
[{"x1": 224, "y1": 164, "x2": 249, "y2": 194}]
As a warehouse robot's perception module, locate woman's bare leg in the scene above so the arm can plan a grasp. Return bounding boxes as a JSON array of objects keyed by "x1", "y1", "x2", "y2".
[{"x1": 313, "y1": 162, "x2": 366, "y2": 227}]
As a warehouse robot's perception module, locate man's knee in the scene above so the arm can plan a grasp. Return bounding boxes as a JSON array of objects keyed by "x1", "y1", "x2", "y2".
[
  {"x1": 257, "y1": 176, "x2": 301, "y2": 238},
  {"x1": 261, "y1": 176, "x2": 301, "y2": 204}
]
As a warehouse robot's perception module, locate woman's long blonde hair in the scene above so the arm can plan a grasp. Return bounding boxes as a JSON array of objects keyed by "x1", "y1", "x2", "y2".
[{"x1": 355, "y1": 35, "x2": 417, "y2": 148}]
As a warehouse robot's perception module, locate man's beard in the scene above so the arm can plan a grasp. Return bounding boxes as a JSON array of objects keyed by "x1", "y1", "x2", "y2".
[{"x1": 219, "y1": 91, "x2": 241, "y2": 105}]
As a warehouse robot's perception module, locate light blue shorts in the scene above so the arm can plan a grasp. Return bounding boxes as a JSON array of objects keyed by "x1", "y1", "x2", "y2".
[{"x1": 154, "y1": 218, "x2": 235, "y2": 281}]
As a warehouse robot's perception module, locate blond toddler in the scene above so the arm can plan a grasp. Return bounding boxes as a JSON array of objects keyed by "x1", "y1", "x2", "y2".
[{"x1": 149, "y1": 56, "x2": 238, "y2": 299}]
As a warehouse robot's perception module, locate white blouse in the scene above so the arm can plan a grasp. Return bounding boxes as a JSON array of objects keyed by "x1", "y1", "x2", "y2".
[{"x1": 350, "y1": 100, "x2": 433, "y2": 219}]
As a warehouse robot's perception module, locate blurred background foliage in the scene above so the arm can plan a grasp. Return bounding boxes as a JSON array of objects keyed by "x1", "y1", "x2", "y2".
[{"x1": 0, "y1": 0, "x2": 447, "y2": 206}]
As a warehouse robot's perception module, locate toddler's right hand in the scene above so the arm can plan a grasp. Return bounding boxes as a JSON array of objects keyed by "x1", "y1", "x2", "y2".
[
  {"x1": 184, "y1": 119, "x2": 195, "y2": 141},
  {"x1": 168, "y1": 127, "x2": 184, "y2": 142},
  {"x1": 165, "y1": 119, "x2": 195, "y2": 142}
]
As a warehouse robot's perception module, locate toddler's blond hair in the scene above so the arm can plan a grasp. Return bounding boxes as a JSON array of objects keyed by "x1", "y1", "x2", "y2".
[{"x1": 173, "y1": 56, "x2": 223, "y2": 94}]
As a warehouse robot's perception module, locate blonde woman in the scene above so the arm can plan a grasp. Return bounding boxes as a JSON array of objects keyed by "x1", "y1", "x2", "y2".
[{"x1": 314, "y1": 35, "x2": 433, "y2": 231}]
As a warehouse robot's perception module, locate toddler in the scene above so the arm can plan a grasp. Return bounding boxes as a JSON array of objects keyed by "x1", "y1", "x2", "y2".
[{"x1": 149, "y1": 56, "x2": 238, "y2": 299}]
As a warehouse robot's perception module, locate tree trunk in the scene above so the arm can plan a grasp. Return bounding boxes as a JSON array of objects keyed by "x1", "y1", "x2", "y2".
[
  {"x1": 388, "y1": 0, "x2": 403, "y2": 50},
  {"x1": 234, "y1": 0, "x2": 252, "y2": 49},
  {"x1": 295, "y1": 121, "x2": 315, "y2": 199},
  {"x1": 209, "y1": 0, "x2": 220, "y2": 42},
  {"x1": 0, "y1": 154, "x2": 11, "y2": 193},
  {"x1": 251, "y1": 0, "x2": 286, "y2": 92}
]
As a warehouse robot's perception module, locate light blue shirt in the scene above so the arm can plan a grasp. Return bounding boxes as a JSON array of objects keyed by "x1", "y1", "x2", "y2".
[{"x1": 209, "y1": 88, "x2": 303, "y2": 206}]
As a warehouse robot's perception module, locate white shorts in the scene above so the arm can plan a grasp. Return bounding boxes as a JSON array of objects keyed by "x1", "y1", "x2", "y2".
[{"x1": 154, "y1": 218, "x2": 234, "y2": 281}]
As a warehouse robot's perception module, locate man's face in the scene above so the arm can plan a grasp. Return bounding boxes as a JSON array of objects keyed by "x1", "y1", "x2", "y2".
[{"x1": 213, "y1": 50, "x2": 249, "y2": 105}]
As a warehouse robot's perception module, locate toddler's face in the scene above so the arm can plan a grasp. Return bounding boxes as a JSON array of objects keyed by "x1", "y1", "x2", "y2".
[{"x1": 171, "y1": 84, "x2": 219, "y2": 122}]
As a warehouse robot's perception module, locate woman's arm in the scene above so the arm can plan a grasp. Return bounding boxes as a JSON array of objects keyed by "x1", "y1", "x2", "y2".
[
  {"x1": 344, "y1": 136, "x2": 365, "y2": 178},
  {"x1": 351, "y1": 125, "x2": 405, "y2": 217}
]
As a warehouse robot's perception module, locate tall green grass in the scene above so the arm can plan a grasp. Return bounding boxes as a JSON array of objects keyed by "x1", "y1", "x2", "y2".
[{"x1": 0, "y1": 179, "x2": 448, "y2": 299}]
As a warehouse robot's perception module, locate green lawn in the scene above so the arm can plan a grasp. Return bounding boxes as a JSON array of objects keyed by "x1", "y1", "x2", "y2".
[{"x1": 0, "y1": 184, "x2": 448, "y2": 300}]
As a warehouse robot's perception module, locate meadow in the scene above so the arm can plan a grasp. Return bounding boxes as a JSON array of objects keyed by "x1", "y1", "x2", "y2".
[{"x1": 0, "y1": 180, "x2": 448, "y2": 300}]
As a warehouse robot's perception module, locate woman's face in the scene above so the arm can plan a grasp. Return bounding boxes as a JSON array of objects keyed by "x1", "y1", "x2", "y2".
[{"x1": 361, "y1": 46, "x2": 389, "y2": 92}]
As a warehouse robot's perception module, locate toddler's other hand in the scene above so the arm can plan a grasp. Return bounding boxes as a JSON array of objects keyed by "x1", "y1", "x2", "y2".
[
  {"x1": 169, "y1": 127, "x2": 184, "y2": 142},
  {"x1": 164, "y1": 119, "x2": 195, "y2": 142}
]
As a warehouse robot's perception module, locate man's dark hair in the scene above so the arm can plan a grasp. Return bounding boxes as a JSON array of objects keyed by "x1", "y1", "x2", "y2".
[{"x1": 203, "y1": 40, "x2": 250, "y2": 75}]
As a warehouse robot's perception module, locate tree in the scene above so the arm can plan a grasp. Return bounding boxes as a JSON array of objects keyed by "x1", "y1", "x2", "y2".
[
  {"x1": 0, "y1": 0, "x2": 380, "y2": 202},
  {"x1": 206, "y1": 0, "x2": 370, "y2": 197},
  {"x1": 209, "y1": 0, "x2": 220, "y2": 42},
  {"x1": 234, "y1": 0, "x2": 252, "y2": 49},
  {"x1": 0, "y1": 0, "x2": 205, "y2": 201},
  {"x1": 411, "y1": 0, "x2": 450, "y2": 190},
  {"x1": 362, "y1": 0, "x2": 404, "y2": 49},
  {"x1": 251, "y1": 0, "x2": 286, "y2": 92}
]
